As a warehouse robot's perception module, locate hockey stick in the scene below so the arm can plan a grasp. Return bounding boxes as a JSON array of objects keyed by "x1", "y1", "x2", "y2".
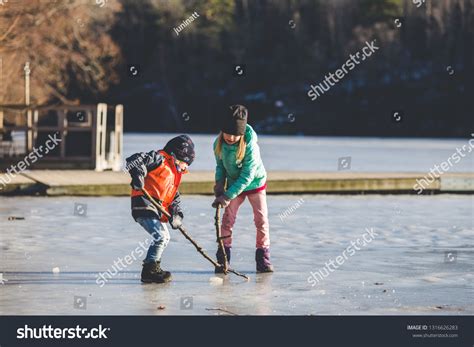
[{"x1": 141, "y1": 188, "x2": 249, "y2": 280}]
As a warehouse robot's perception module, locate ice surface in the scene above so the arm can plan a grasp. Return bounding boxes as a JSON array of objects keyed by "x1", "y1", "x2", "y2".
[
  {"x1": 0, "y1": 195, "x2": 473, "y2": 315},
  {"x1": 123, "y1": 134, "x2": 474, "y2": 172}
]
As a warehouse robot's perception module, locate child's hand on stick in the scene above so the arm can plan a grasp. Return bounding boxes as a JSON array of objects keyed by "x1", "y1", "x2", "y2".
[
  {"x1": 169, "y1": 213, "x2": 183, "y2": 229},
  {"x1": 212, "y1": 195, "x2": 231, "y2": 208}
]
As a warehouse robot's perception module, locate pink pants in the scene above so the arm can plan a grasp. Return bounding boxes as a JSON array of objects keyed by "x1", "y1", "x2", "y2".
[{"x1": 221, "y1": 190, "x2": 270, "y2": 249}]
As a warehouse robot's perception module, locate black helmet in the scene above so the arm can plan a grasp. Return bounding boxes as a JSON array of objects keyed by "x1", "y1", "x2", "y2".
[{"x1": 163, "y1": 135, "x2": 195, "y2": 165}]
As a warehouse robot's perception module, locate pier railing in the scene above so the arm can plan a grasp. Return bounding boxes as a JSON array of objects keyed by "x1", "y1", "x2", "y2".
[{"x1": 0, "y1": 103, "x2": 123, "y2": 171}]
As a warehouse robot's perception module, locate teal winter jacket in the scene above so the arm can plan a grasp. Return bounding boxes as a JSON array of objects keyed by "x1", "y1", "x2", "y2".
[{"x1": 214, "y1": 125, "x2": 267, "y2": 200}]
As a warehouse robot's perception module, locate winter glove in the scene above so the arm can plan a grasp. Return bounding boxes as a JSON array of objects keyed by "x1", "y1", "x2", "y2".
[
  {"x1": 212, "y1": 195, "x2": 231, "y2": 208},
  {"x1": 131, "y1": 175, "x2": 145, "y2": 190},
  {"x1": 213, "y1": 181, "x2": 225, "y2": 197},
  {"x1": 169, "y1": 212, "x2": 183, "y2": 230}
]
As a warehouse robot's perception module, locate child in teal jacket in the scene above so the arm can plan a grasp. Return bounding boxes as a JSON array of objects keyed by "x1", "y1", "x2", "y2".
[{"x1": 212, "y1": 105, "x2": 274, "y2": 273}]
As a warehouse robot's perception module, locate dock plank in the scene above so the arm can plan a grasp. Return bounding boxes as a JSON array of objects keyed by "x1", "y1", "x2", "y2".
[{"x1": 0, "y1": 170, "x2": 470, "y2": 196}]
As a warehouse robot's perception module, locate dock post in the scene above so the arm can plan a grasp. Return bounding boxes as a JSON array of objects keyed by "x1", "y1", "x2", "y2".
[
  {"x1": 95, "y1": 103, "x2": 107, "y2": 171},
  {"x1": 26, "y1": 108, "x2": 33, "y2": 152},
  {"x1": 113, "y1": 104, "x2": 124, "y2": 171},
  {"x1": 24, "y1": 62, "x2": 33, "y2": 153}
]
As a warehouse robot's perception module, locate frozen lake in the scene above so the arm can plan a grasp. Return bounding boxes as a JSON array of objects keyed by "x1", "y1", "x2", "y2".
[
  {"x1": 0, "y1": 195, "x2": 472, "y2": 315},
  {"x1": 123, "y1": 134, "x2": 474, "y2": 172}
]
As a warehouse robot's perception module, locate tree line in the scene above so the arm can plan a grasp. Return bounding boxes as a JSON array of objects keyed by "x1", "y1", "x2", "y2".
[{"x1": 0, "y1": 0, "x2": 472, "y2": 137}]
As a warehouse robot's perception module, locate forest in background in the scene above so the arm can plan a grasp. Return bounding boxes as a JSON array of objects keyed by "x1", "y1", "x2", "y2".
[{"x1": 0, "y1": 0, "x2": 472, "y2": 137}]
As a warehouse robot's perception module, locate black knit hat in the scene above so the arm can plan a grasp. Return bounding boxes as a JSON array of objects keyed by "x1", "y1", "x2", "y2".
[
  {"x1": 221, "y1": 104, "x2": 248, "y2": 136},
  {"x1": 163, "y1": 135, "x2": 195, "y2": 165}
]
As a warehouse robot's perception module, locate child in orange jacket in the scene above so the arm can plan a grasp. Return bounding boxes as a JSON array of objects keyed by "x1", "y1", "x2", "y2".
[{"x1": 126, "y1": 135, "x2": 195, "y2": 283}]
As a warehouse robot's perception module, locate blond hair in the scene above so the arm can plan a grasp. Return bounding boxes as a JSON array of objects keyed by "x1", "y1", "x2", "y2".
[{"x1": 214, "y1": 132, "x2": 246, "y2": 162}]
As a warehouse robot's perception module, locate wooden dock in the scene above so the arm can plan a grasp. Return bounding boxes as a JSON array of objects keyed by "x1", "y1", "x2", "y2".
[{"x1": 0, "y1": 170, "x2": 473, "y2": 196}]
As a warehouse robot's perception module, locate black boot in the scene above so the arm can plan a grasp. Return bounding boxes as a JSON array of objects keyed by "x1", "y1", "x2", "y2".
[
  {"x1": 141, "y1": 261, "x2": 172, "y2": 283},
  {"x1": 215, "y1": 246, "x2": 231, "y2": 274},
  {"x1": 256, "y1": 248, "x2": 274, "y2": 273}
]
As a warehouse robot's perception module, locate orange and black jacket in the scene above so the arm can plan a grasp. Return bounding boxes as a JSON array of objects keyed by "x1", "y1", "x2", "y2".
[{"x1": 126, "y1": 150, "x2": 185, "y2": 222}]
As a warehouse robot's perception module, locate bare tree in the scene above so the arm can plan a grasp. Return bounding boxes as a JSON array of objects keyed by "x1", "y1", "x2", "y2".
[{"x1": 0, "y1": 0, "x2": 121, "y2": 105}]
